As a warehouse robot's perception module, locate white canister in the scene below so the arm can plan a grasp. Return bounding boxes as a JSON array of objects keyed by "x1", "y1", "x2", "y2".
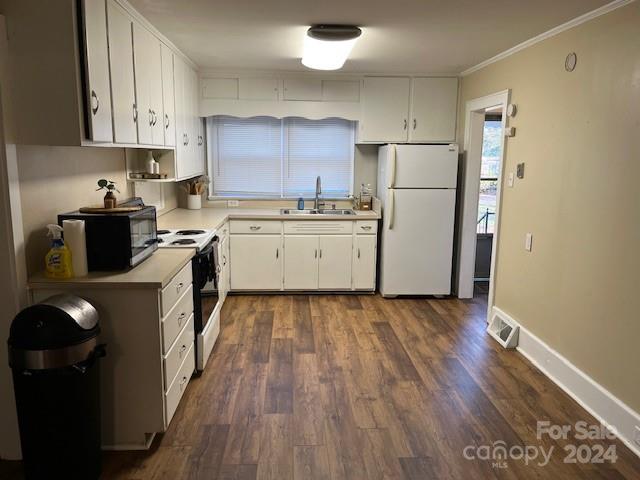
[{"x1": 187, "y1": 194, "x2": 201, "y2": 210}]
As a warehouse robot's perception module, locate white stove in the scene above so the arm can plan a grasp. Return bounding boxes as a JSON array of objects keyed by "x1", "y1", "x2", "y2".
[{"x1": 156, "y1": 229, "x2": 216, "y2": 252}]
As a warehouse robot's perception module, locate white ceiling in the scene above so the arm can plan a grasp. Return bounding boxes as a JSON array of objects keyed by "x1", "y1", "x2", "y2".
[{"x1": 128, "y1": 0, "x2": 611, "y2": 74}]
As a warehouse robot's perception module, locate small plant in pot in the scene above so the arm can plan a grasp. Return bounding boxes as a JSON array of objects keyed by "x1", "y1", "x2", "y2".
[
  {"x1": 96, "y1": 179, "x2": 120, "y2": 208},
  {"x1": 182, "y1": 176, "x2": 208, "y2": 210}
]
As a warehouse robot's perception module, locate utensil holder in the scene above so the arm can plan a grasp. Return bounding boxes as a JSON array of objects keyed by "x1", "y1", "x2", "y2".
[{"x1": 187, "y1": 194, "x2": 202, "y2": 210}]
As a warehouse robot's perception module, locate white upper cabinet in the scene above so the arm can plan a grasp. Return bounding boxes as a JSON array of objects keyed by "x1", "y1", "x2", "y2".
[
  {"x1": 283, "y1": 78, "x2": 322, "y2": 101},
  {"x1": 410, "y1": 77, "x2": 458, "y2": 142},
  {"x1": 360, "y1": 77, "x2": 411, "y2": 143},
  {"x1": 81, "y1": 0, "x2": 113, "y2": 142},
  {"x1": 359, "y1": 76, "x2": 458, "y2": 144},
  {"x1": 133, "y1": 22, "x2": 164, "y2": 146},
  {"x1": 174, "y1": 56, "x2": 203, "y2": 179},
  {"x1": 160, "y1": 43, "x2": 176, "y2": 147},
  {"x1": 107, "y1": 0, "x2": 137, "y2": 144},
  {"x1": 238, "y1": 77, "x2": 279, "y2": 101}
]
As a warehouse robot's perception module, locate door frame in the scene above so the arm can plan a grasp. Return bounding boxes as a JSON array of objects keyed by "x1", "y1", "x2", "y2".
[{"x1": 456, "y1": 90, "x2": 510, "y2": 320}]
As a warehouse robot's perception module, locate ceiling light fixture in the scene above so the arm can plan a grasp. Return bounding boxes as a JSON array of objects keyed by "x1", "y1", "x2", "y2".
[{"x1": 302, "y1": 25, "x2": 362, "y2": 71}]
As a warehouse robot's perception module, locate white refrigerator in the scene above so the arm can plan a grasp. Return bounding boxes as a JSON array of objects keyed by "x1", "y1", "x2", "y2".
[{"x1": 377, "y1": 144, "x2": 459, "y2": 296}]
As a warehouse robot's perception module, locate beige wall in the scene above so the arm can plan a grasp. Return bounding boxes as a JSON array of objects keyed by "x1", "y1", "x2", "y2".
[
  {"x1": 459, "y1": 2, "x2": 640, "y2": 411},
  {"x1": 17, "y1": 145, "x2": 132, "y2": 276}
]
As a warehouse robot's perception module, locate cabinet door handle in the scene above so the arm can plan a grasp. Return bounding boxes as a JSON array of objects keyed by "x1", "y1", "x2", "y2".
[
  {"x1": 186, "y1": 134, "x2": 189, "y2": 145},
  {"x1": 176, "y1": 282, "x2": 184, "y2": 294},
  {"x1": 180, "y1": 376, "x2": 188, "y2": 390},
  {"x1": 165, "y1": 114, "x2": 170, "y2": 129},
  {"x1": 249, "y1": 225, "x2": 261, "y2": 231},
  {"x1": 133, "y1": 104, "x2": 138, "y2": 123},
  {"x1": 403, "y1": 119, "x2": 407, "y2": 130},
  {"x1": 183, "y1": 133, "x2": 187, "y2": 146},
  {"x1": 152, "y1": 111, "x2": 157, "y2": 126},
  {"x1": 413, "y1": 119, "x2": 417, "y2": 130},
  {"x1": 319, "y1": 249, "x2": 322, "y2": 259},
  {"x1": 148, "y1": 108, "x2": 153, "y2": 126},
  {"x1": 177, "y1": 312, "x2": 186, "y2": 327},
  {"x1": 275, "y1": 248, "x2": 278, "y2": 259},
  {"x1": 179, "y1": 344, "x2": 187, "y2": 358},
  {"x1": 314, "y1": 249, "x2": 317, "y2": 258},
  {"x1": 90, "y1": 90, "x2": 99, "y2": 115},
  {"x1": 361, "y1": 225, "x2": 372, "y2": 231},
  {"x1": 358, "y1": 248, "x2": 361, "y2": 259}
]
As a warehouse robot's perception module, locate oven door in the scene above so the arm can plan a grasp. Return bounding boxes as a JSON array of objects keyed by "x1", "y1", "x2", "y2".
[{"x1": 194, "y1": 237, "x2": 221, "y2": 371}]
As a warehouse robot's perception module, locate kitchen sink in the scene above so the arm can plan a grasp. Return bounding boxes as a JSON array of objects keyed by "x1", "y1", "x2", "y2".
[
  {"x1": 281, "y1": 208, "x2": 355, "y2": 215},
  {"x1": 318, "y1": 209, "x2": 355, "y2": 215},
  {"x1": 280, "y1": 209, "x2": 318, "y2": 215}
]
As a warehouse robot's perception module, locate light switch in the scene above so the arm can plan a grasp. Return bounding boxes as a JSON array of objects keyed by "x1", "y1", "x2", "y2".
[
  {"x1": 507, "y1": 172, "x2": 515, "y2": 187},
  {"x1": 517, "y1": 162, "x2": 525, "y2": 179},
  {"x1": 525, "y1": 233, "x2": 533, "y2": 252}
]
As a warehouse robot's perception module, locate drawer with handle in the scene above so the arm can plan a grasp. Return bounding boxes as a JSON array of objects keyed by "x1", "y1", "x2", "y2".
[
  {"x1": 230, "y1": 220, "x2": 282, "y2": 234},
  {"x1": 164, "y1": 343, "x2": 195, "y2": 426},
  {"x1": 161, "y1": 262, "x2": 193, "y2": 316},
  {"x1": 161, "y1": 284, "x2": 194, "y2": 353},
  {"x1": 356, "y1": 220, "x2": 378, "y2": 234},
  {"x1": 163, "y1": 314, "x2": 194, "y2": 389}
]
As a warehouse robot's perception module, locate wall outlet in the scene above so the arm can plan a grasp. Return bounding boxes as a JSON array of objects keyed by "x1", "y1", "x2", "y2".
[
  {"x1": 507, "y1": 172, "x2": 515, "y2": 187},
  {"x1": 634, "y1": 426, "x2": 640, "y2": 446},
  {"x1": 227, "y1": 200, "x2": 240, "y2": 207},
  {"x1": 525, "y1": 233, "x2": 533, "y2": 252}
]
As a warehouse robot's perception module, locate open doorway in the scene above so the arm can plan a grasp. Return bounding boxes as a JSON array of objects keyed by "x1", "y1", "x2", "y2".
[
  {"x1": 456, "y1": 90, "x2": 510, "y2": 321},
  {"x1": 474, "y1": 108, "x2": 502, "y2": 295}
]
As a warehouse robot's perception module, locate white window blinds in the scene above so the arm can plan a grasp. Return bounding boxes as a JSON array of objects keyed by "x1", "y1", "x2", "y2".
[
  {"x1": 207, "y1": 116, "x2": 354, "y2": 198},
  {"x1": 209, "y1": 116, "x2": 282, "y2": 197},
  {"x1": 284, "y1": 117, "x2": 354, "y2": 197}
]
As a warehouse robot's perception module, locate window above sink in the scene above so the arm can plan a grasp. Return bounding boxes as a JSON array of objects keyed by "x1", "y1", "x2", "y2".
[{"x1": 207, "y1": 116, "x2": 355, "y2": 199}]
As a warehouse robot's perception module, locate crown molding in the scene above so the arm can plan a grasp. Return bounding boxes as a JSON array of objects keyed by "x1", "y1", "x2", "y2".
[{"x1": 461, "y1": 0, "x2": 636, "y2": 76}]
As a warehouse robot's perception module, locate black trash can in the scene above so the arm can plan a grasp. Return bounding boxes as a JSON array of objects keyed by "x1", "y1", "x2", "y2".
[{"x1": 8, "y1": 294, "x2": 106, "y2": 480}]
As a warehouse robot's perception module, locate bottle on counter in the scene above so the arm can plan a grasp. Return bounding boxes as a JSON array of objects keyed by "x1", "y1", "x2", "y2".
[
  {"x1": 359, "y1": 183, "x2": 372, "y2": 210},
  {"x1": 45, "y1": 224, "x2": 73, "y2": 279}
]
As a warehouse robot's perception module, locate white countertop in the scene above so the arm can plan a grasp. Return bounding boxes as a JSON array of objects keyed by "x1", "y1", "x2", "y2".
[
  {"x1": 28, "y1": 249, "x2": 194, "y2": 289},
  {"x1": 157, "y1": 206, "x2": 381, "y2": 231}
]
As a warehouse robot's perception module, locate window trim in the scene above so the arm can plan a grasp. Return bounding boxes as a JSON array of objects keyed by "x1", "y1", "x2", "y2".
[{"x1": 207, "y1": 116, "x2": 355, "y2": 200}]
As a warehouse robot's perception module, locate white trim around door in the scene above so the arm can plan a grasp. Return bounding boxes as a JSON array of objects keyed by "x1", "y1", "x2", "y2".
[{"x1": 456, "y1": 90, "x2": 510, "y2": 319}]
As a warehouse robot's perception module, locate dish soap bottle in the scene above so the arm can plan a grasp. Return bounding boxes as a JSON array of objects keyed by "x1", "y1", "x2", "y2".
[{"x1": 45, "y1": 224, "x2": 73, "y2": 279}]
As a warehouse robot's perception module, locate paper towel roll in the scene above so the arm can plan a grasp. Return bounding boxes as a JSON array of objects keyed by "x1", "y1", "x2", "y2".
[{"x1": 62, "y1": 219, "x2": 88, "y2": 277}]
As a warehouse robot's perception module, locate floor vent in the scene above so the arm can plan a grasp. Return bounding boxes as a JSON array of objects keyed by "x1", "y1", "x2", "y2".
[{"x1": 487, "y1": 310, "x2": 519, "y2": 349}]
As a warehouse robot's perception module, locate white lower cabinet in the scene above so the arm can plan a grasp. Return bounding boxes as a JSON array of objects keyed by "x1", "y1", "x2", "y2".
[
  {"x1": 284, "y1": 236, "x2": 319, "y2": 290},
  {"x1": 230, "y1": 234, "x2": 282, "y2": 290},
  {"x1": 284, "y1": 234, "x2": 353, "y2": 290},
  {"x1": 353, "y1": 234, "x2": 377, "y2": 290},
  {"x1": 229, "y1": 219, "x2": 377, "y2": 292},
  {"x1": 319, "y1": 235, "x2": 353, "y2": 290}
]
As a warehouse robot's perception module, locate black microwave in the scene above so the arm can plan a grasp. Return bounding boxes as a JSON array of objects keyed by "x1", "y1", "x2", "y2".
[{"x1": 58, "y1": 198, "x2": 158, "y2": 271}]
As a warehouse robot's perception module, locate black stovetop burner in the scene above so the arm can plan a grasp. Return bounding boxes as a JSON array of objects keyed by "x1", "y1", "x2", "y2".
[
  {"x1": 176, "y1": 229, "x2": 205, "y2": 236},
  {"x1": 156, "y1": 238, "x2": 164, "y2": 244},
  {"x1": 157, "y1": 229, "x2": 171, "y2": 235},
  {"x1": 171, "y1": 238, "x2": 197, "y2": 245}
]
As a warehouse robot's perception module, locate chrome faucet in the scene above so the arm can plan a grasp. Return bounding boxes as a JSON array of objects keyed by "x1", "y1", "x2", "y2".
[{"x1": 314, "y1": 175, "x2": 322, "y2": 210}]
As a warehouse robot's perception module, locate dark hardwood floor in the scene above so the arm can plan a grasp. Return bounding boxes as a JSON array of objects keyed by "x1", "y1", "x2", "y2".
[{"x1": 2, "y1": 293, "x2": 639, "y2": 479}]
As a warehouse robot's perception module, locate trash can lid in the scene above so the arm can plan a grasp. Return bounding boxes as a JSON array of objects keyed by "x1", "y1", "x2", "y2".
[{"x1": 8, "y1": 294, "x2": 99, "y2": 350}]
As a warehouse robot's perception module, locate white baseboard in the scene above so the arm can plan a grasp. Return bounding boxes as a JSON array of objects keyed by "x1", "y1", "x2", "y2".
[{"x1": 492, "y1": 306, "x2": 640, "y2": 458}]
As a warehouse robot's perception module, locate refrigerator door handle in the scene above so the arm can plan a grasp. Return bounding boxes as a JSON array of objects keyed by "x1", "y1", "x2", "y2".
[
  {"x1": 389, "y1": 145, "x2": 397, "y2": 188},
  {"x1": 388, "y1": 189, "x2": 395, "y2": 230}
]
